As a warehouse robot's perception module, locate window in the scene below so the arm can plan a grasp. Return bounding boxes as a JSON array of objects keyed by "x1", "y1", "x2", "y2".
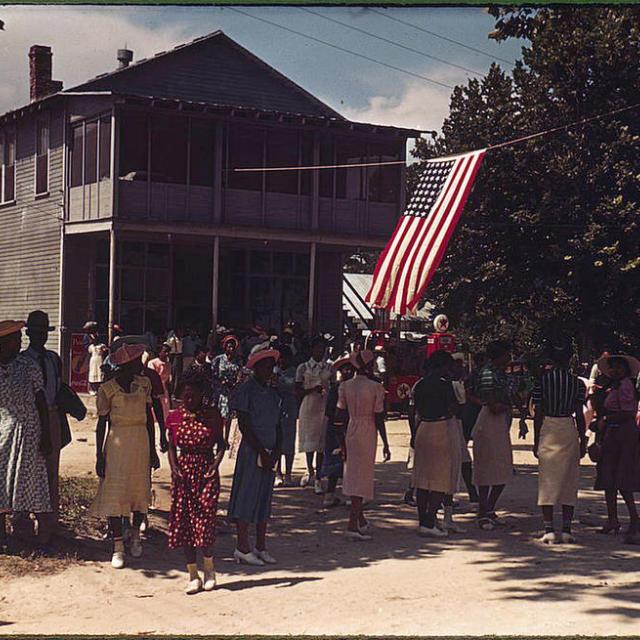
[
  {"x1": 1, "y1": 129, "x2": 16, "y2": 203},
  {"x1": 189, "y1": 119, "x2": 215, "y2": 187},
  {"x1": 227, "y1": 125, "x2": 263, "y2": 191},
  {"x1": 70, "y1": 115, "x2": 112, "y2": 188},
  {"x1": 70, "y1": 125, "x2": 83, "y2": 188},
  {"x1": 119, "y1": 111, "x2": 148, "y2": 179},
  {"x1": 367, "y1": 141, "x2": 402, "y2": 204},
  {"x1": 84, "y1": 121, "x2": 98, "y2": 185},
  {"x1": 319, "y1": 137, "x2": 334, "y2": 198},
  {"x1": 36, "y1": 119, "x2": 49, "y2": 194},
  {"x1": 151, "y1": 114, "x2": 187, "y2": 184},
  {"x1": 300, "y1": 132, "x2": 314, "y2": 196},
  {"x1": 266, "y1": 130, "x2": 298, "y2": 194},
  {"x1": 336, "y1": 138, "x2": 364, "y2": 200},
  {"x1": 99, "y1": 116, "x2": 111, "y2": 180}
]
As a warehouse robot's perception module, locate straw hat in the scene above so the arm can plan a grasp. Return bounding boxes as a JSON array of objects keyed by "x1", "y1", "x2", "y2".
[
  {"x1": 247, "y1": 348, "x2": 280, "y2": 371},
  {"x1": 350, "y1": 349, "x2": 375, "y2": 371},
  {"x1": 596, "y1": 354, "x2": 640, "y2": 379},
  {"x1": 111, "y1": 343, "x2": 146, "y2": 366},
  {"x1": 0, "y1": 320, "x2": 24, "y2": 338}
]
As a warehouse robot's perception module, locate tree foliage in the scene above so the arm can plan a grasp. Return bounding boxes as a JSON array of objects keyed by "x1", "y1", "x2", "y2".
[{"x1": 412, "y1": 7, "x2": 640, "y2": 356}]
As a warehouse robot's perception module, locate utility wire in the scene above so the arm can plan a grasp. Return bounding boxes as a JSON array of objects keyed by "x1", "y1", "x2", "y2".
[
  {"x1": 233, "y1": 101, "x2": 640, "y2": 172},
  {"x1": 300, "y1": 7, "x2": 484, "y2": 78},
  {"x1": 369, "y1": 8, "x2": 515, "y2": 67},
  {"x1": 227, "y1": 7, "x2": 454, "y2": 90}
]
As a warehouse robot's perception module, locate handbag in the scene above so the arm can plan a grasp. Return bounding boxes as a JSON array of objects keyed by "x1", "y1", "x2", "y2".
[{"x1": 587, "y1": 441, "x2": 602, "y2": 464}]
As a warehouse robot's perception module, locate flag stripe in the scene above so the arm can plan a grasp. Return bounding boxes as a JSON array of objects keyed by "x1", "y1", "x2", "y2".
[{"x1": 365, "y1": 149, "x2": 485, "y2": 315}]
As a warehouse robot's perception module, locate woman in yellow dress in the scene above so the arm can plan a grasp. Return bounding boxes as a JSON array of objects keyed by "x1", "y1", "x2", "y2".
[{"x1": 91, "y1": 343, "x2": 159, "y2": 569}]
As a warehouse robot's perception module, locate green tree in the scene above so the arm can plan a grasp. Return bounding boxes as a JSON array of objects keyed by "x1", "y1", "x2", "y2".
[{"x1": 413, "y1": 7, "x2": 640, "y2": 356}]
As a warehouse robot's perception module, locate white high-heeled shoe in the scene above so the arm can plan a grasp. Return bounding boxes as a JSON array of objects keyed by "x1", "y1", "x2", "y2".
[
  {"x1": 203, "y1": 570, "x2": 217, "y2": 591},
  {"x1": 253, "y1": 548, "x2": 277, "y2": 564},
  {"x1": 233, "y1": 548, "x2": 265, "y2": 566},
  {"x1": 185, "y1": 577, "x2": 202, "y2": 595},
  {"x1": 111, "y1": 551, "x2": 125, "y2": 569}
]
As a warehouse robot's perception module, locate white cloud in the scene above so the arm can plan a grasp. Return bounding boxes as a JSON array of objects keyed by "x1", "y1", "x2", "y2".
[
  {"x1": 340, "y1": 77, "x2": 453, "y2": 135},
  {"x1": 0, "y1": 7, "x2": 192, "y2": 113}
]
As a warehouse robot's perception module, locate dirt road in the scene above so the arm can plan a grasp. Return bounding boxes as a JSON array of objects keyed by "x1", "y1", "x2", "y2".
[{"x1": 1, "y1": 416, "x2": 639, "y2": 635}]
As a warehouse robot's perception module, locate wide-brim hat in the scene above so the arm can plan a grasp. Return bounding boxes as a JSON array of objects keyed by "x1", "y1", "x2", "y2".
[
  {"x1": 247, "y1": 348, "x2": 280, "y2": 371},
  {"x1": 350, "y1": 349, "x2": 375, "y2": 370},
  {"x1": 0, "y1": 320, "x2": 25, "y2": 338},
  {"x1": 597, "y1": 354, "x2": 640, "y2": 379},
  {"x1": 83, "y1": 321, "x2": 98, "y2": 330},
  {"x1": 332, "y1": 356, "x2": 353, "y2": 372},
  {"x1": 111, "y1": 343, "x2": 146, "y2": 366},
  {"x1": 222, "y1": 334, "x2": 239, "y2": 348},
  {"x1": 26, "y1": 310, "x2": 54, "y2": 332}
]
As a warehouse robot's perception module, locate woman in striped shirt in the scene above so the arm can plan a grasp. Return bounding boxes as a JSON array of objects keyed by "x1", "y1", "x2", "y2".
[{"x1": 532, "y1": 343, "x2": 587, "y2": 543}]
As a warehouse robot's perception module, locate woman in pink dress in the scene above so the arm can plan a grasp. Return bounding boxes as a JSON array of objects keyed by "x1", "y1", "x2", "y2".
[
  {"x1": 148, "y1": 344, "x2": 172, "y2": 421},
  {"x1": 336, "y1": 350, "x2": 390, "y2": 541}
]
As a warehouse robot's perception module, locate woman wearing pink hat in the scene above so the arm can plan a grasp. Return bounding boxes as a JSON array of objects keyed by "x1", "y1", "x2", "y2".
[
  {"x1": 336, "y1": 349, "x2": 390, "y2": 540},
  {"x1": 227, "y1": 348, "x2": 283, "y2": 565},
  {"x1": 90, "y1": 343, "x2": 159, "y2": 569}
]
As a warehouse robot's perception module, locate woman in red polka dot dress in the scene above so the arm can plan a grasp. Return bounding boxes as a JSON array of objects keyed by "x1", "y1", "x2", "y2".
[{"x1": 167, "y1": 373, "x2": 226, "y2": 594}]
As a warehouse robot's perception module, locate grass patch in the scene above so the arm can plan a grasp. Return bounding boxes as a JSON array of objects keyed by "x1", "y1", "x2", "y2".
[{"x1": 0, "y1": 476, "x2": 100, "y2": 579}]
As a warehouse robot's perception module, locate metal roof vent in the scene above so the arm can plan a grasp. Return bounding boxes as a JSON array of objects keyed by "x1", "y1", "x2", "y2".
[{"x1": 117, "y1": 48, "x2": 133, "y2": 69}]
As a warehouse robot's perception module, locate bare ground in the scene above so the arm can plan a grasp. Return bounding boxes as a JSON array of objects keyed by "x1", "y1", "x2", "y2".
[{"x1": 1, "y1": 414, "x2": 639, "y2": 635}]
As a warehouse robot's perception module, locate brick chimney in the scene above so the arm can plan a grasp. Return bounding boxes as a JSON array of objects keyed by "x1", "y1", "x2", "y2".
[{"x1": 29, "y1": 45, "x2": 63, "y2": 103}]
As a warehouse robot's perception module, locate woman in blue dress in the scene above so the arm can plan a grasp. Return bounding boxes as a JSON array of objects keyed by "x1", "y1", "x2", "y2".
[
  {"x1": 228, "y1": 348, "x2": 282, "y2": 566},
  {"x1": 274, "y1": 347, "x2": 298, "y2": 487}
]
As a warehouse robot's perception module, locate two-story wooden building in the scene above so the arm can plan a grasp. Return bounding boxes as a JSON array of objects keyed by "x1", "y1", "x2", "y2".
[{"x1": 0, "y1": 32, "x2": 420, "y2": 357}]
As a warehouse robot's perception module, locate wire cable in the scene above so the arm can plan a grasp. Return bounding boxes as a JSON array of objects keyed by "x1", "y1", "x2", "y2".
[
  {"x1": 369, "y1": 8, "x2": 515, "y2": 67},
  {"x1": 227, "y1": 7, "x2": 454, "y2": 90},
  {"x1": 300, "y1": 8, "x2": 484, "y2": 78},
  {"x1": 233, "y1": 101, "x2": 640, "y2": 172}
]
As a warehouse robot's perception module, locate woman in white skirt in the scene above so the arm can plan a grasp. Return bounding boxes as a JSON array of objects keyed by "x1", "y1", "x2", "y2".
[
  {"x1": 533, "y1": 342, "x2": 588, "y2": 543},
  {"x1": 472, "y1": 340, "x2": 514, "y2": 530},
  {"x1": 411, "y1": 351, "x2": 463, "y2": 538},
  {"x1": 296, "y1": 337, "x2": 332, "y2": 493}
]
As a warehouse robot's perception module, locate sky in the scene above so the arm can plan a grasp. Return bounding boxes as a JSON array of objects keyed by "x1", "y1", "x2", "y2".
[{"x1": 0, "y1": 6, "x2": 523, "y2": 134}]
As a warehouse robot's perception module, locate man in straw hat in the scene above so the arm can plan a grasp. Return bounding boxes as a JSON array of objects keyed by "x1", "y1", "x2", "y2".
[
  {"x1": 227, "y1": 346, "x2": 282, "y2": 566},
  {"x1": 336, "y1": 349, "x2": 390, "y2": 541},
  {"x1": 0, "y1": 320, "x2": 53, "y2": 552},
  {"x1": 21, "y1": 310, "x2": 64, "y2": 534}
]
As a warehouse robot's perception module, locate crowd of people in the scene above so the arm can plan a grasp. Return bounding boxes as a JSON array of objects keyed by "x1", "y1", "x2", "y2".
[{"x1": 1, "y1": 312, "x2": 640, "y2": 595}]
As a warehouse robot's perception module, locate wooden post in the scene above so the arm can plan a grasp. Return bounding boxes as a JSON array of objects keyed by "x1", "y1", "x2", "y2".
[
  {"x1": 167, "y1": 234, "x2": 174, "y2": 330},
  {"x1": 211, "y1": 235, "x2": 220, "y2": 330},
  {"x1": 311, "y1": 132, "x2": 320, "y2": 231},
  {"x1": 213, "y1": 122, "x2": 224, "y2": 224},
  {"x1": 108, "y1": 226, "x2": 116, "y2": 344},
  {"x1": 308, "y1": 242, "x2": 317, "y2": 333}
]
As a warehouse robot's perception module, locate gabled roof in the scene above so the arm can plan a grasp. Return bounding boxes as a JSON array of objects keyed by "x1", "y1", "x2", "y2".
[{"x1": 67, "y1": 30, "x2": 343, "y2": 119}]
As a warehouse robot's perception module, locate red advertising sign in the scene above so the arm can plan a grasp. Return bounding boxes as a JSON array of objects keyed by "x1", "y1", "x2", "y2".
[{"x1": 69, "y1": 333, "x2": 89, "y2": 394}]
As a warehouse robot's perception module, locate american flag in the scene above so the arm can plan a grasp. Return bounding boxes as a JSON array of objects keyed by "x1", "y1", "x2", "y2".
[{"x1": 366, "y1": 149, "x2": 485, "y2": 315}]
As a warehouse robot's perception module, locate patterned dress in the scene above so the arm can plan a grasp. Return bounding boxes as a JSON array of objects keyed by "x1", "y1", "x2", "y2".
[
  {"x1": 0, "y1": 356, "x2": 51, "y2": 513},
  {"x1": 211, "y1": 354, "x2": 243, "y2": 419},
  {"x1": 167, "y1": 407, "x2": 223, "y2": 549}
]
